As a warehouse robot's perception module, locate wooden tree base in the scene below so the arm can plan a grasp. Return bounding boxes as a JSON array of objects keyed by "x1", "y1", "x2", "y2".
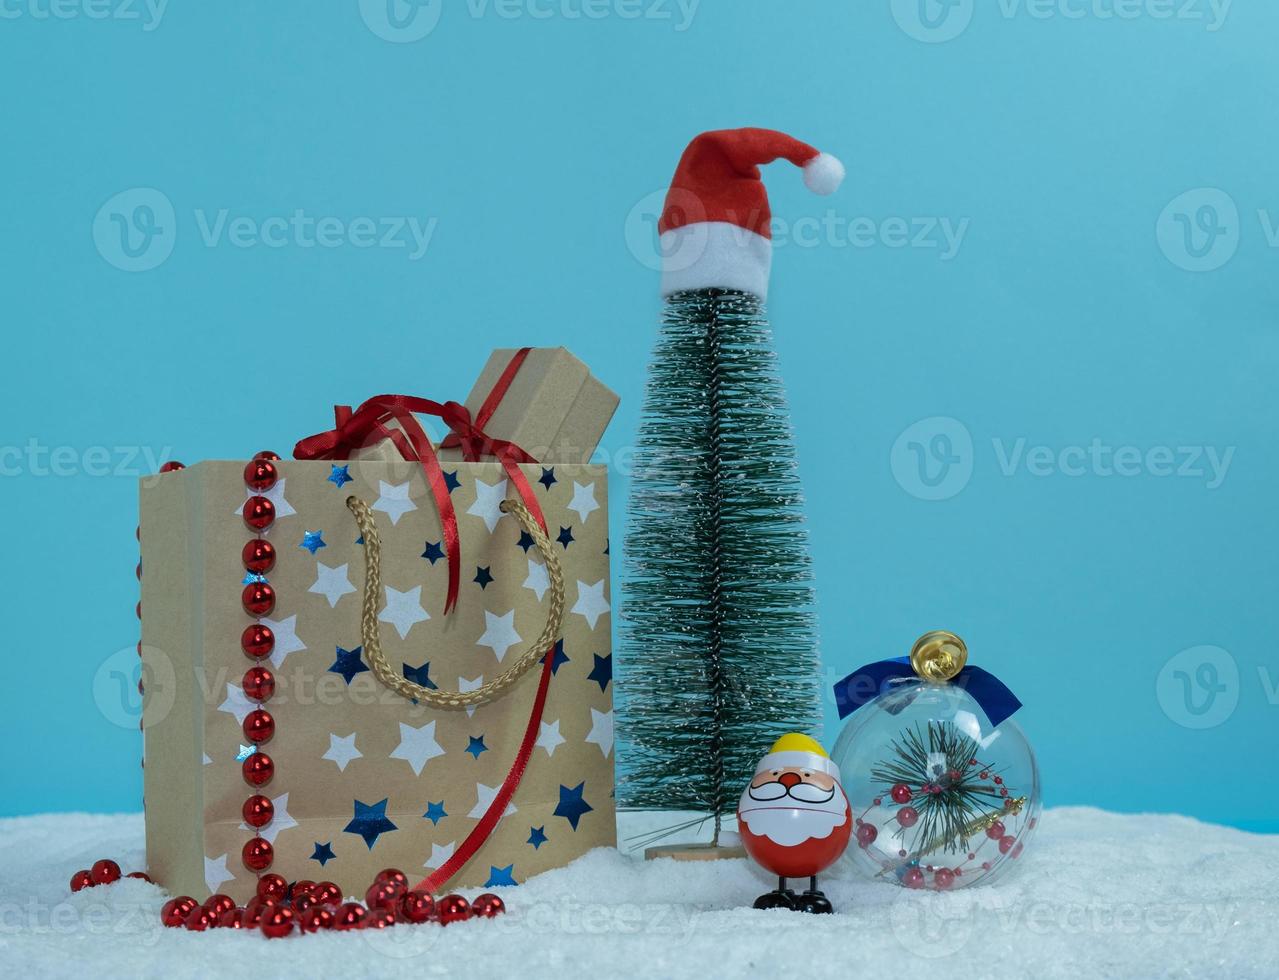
[{"x1": 643, "y1": 843, "x2": 747, "y2": 862}]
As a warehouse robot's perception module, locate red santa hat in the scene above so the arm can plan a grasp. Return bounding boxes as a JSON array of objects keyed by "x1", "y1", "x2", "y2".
[{"x1": 658, "y1": 127, "x2": 845, "y2": 300}]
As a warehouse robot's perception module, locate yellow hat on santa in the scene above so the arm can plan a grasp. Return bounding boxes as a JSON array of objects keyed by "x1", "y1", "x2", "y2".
[{"x1": 754, "y1": 732, "x2": 840, "y2": 780}]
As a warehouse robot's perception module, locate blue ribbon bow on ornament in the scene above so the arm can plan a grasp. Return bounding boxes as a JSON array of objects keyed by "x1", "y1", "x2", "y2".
[{"x1": 833, "y1": 656, "x2": 1023, "y2": 727}]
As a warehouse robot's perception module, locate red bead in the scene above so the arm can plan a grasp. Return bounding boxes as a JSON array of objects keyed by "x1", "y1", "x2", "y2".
[
  {"x1": 254, "y1": 451, "x2": 281, "y2": 461},
  {"x1": 90, "y1": 859, "x2": 122, "y2": 885},
  {"x1": 159, "y1": 461, "x2": 186, "y2": 473},
  {"x1": 241, "y1": 623, "x2": 275, "y2": 660},
  {"x1": 1012, "y1": 842, "x2": 1024, "y2": 859},
  {"x1": 856, "y1": 823, "x2": 878, "y2": 848},
  {"x1": 290, "y1": 879, "x2": 316, "y2": 902},
  {"x1": 204, "y1": 894, "x2": 237, "y2": 918},
  {"x1": 256, "y1": 872, "x2": 288, "y2": 902},
  {"x1": 292, "y1": 893, "x2": 315, "y2": 913},
  {"x1": 243, "y1": 666, "x2": 275, "y2": 703},
  {"x1": 999, "y1": 834, "x2": 1016, "y2": 855},
  {"x1": 136, "y1": 601, "x2": 141, "y2": 620},
  {"x1": 994, "y1": 776, "x2": 1003, "y2": 785},
  {"x1": 161, "y1": 897, "x2": 192, "y2": 927},
  {"x1": 243, "y1": 459, "x2": 279, "y2": 492},
  {"x1": 986, "y1": 820, "x2": 1006, "y2": 840},
  {"x1": 375, "y1": 868, "x2": 408, "y2": 890},
  {"x1": 184, "y1": 907, "x2": 215, "y2": 931},
  {"x1": 365, "y1": 880, "x2": 404, "y2": 910},
  {"x1": 363, "y1": 907, "x2": 396, "y2": 930},
  {"x1": 136, "y1": 561, "x2": 142, "y2": 581},
  {"x1": 243, "y1": 895, "x2": 277, "y2": 927},
  {"x1": 242, "y1": 837, "x2": 274, "y2": 872},
  {"x1": 980, "y1": 771, "x2": 990, "y2": 779},
  {"x1": 219, "y1": 908, "x2": 246, "y2": 929},
  {"x1": 243, "y1": 751, "x2": 274, "y2": 787},
  {"x1": 470, "y1": 893, "x2": 505, "y2": 919},
  {"x1": 299, "y1": 905, "x2": 335, "y2": 932},
  {"x1": 242, "y1": 496, "x2": 276, "y2": 531},
  {"x1": 241, "y1": 582, "x2": 276, "y2": 617},
  {"x1": 312, "y1": 881, "x2": 342, "y2": 906},
  {"x1": 126, "y1": 871, "x2": 152, "y2": 883},
  {"x1": 399, "y1": 889, "x2": 435, "y2": 924},
  {"x1": 243, "y1": 708, "x2": 275, "y2": 744},
  {"x1": 896, "y1": 806, "x2": 919, "y2": 828},
  {"x1": 436, "y1": 894, "x2": 470, "y2": 925},
  {"x1": 242, "y1": 794, "x2": 275, "y2": 828},
  {"x1": 70, "y1": 869, "x2": 93, "y2": 892},
  {"x1": 902, "y1": 868, "x2": 926, "y2": 889},
  {"x1": 934, "y1": 868, "x2": 956, "y2": 889},
  {"x1": 241, "y1": 539, "x2": 277, "y2": 574},
  {"x1": 890, "y1": 783, "x2": 913, "y2": 804},
  {"x1": 333, "y1": 902, "x2": 367, "y2": 930},
  {"x1": 260, "y1": 905, "x2": 295, "y2": 939}
]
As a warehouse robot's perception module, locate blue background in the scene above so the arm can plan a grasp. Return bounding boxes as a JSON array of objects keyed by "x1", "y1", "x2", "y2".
[{"x1": 2, "y1": 0, "x2": 1275, "y2": 832}]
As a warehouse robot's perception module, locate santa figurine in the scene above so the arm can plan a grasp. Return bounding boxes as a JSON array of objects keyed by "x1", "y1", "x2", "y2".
[{"x1": 737, "y1": 733, "x2": 852, "y2": 913}]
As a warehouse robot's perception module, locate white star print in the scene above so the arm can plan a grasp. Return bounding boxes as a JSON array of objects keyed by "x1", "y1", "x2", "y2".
[
  {"x1": 389, "y1": 721, "x2": 445, "y2": 776},
  {"x1": 309, "y1": 561, "x2": 356, "y2": 608},
  {"x1": 469, "y1": 782, "x2": 517, "y2": 820},
  {"x1": 235, "y1": 478, "x2": 296, "y2": 519},
  {"x1": 467, "y1": 478, "x2": 509, "y2": 533},
  {"x1": 536, "y1": 719, "x2": 565, "y2": 757},
  {"x1": 372, "y1": 480, "x2": 418, "y2": 525},
  {"x1": 260, "y1": 614, "x2": 306, "y2": 669},
  {"x1": 202, "y1": 753, "x2": 212, "y2": 766},
  {"x1": 568, "y1": 481, "x2": 600, "y2": 523},
  {"x1": 379, "y1": 584, "x2": 431, "y2": 639},
  {"x1": 571, "y1": 579, "x2": 610, "y2": 630},
  {"x1": 459, "y1": 675, "x2": 483, "y2": 719},
  {"x1": 217, "y1": 683, "x2": 253, "y2": 725},
  {"x1": 322, "y1": 732, "x2": 362, "y2": 772},
  {"x1": 585, "y1": 708, "x2": 614, "y2": 758},
  {"x1": 238, "y1": 792, "x2": 298, "y2": 844},
  {"x1": 205, "y1": 854, "x2": 234, "y2": 894},
  {"x1": 522, "y1": 558, "x2": 549, "y2": 601},
  {"x1": 424, "y1": 841, "x2": 455, "y2": 870},
  {"x1": 476, "y1": 609, "x2": 521, "y2": 662}
]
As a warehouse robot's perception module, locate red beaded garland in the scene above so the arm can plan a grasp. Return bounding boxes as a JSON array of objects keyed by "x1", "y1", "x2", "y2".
[
  {"x1": 204, "y1": 894, "x2": 237, "y2": 919},
  {"x1": 126, "y1": 871, "x2": 153, "y2": 883},
  {"x1": 243, "y1": 708, "x2": 275, "y2": 743},
  {"x1": 470, "y1": 893, "x2": 506, "y2": 919},
  {"x1": 161, "y1": 898, "x2": 195, "y2": 928},
  {"x1": 184, "y1": 907, "x2": 216, "y2": 931},
  {"x1": 243, "y1": 895, "x2": 277, "y2": 927},
  {"x1": 399, "y1": 889, "x2": 435, "y2": 924},
  {"x1": 90, "y1": 859, "x2": 122, "y2": 885},
  {"x1": 242, "y1": 666, "x2": 275, "y2": 703},
  {"x1": 158, "y1": 461, "x2": 186, "y2": 473},
  {"x1": 365, "y1": 880, "x2": 404, "y2": 910},
  {"x1": 375, "y1": 868, "x2": 408, "y2": 890},
  {"x1": 312, "y1": 881, "x2": 342, "y2": 906},
  {"x1": 242, "y1": 496, "x2": 276, "y2": 531},
  {"x1": 299, "y1": 905, "x2": 335, "y2": 932},
  {"x1": 241, "y1": 539, "x2": 277, "y2": 574},
  {"x1": 436, "y1": 894, "x2": 471, "y2": 925},
  {"x1": 241, "y1": 582, "x2": 276, "y2": 617},
  {"x1": 333, "y1": 902, "x2": 367, "y2": 930},
  {"x1": 243, "y1": 459, "x2": 279, "y2": 492},
  {"x1": 242, "y1": 837, "x2": 274, "y2": 872},
  {"x1": 253, "y1": 450, "x2": 281, "y2": 461},
  {"x1": 219, "y1": 908, "x2": 246, "y2": 929},
  {"x1": 242, "y1": 751, "x2": 274, "y2": 786},
  {"x1": 256, "y1": 873, "x2": 288, "y2": 901},
  {"x1": 242, "y1": 794, "x2": 275, "y2": 828},
  {"x1": 241, "y1": 624, "x2": 275, "y2": 660},
  {"x1": 260, "y1": 905, "x2": 295, "y2": 939},
  {"x1": 364, "y1": 907, "x2": 396, "y2": 930},
  {"x1": 70, "y1": 869, "x2": 93, "y2": 892}
]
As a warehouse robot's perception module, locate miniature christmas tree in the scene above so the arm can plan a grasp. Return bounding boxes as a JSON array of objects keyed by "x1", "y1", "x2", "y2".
[{"x1": 618, "y1": 129, "x2": 846, "y2": 850}]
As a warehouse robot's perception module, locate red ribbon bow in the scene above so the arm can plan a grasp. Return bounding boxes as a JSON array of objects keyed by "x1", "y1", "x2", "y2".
[{"x1": 293, "y1": 349, "x2": 546, "y2": 614}]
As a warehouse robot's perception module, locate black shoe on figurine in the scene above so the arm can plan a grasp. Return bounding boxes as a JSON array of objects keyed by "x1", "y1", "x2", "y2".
[
  {"x1": 794, "y1": 890, "x2": 834, "y2": 914},
  {"x1": 752, "y1": 889, "x2": 798, "y2": 911}
]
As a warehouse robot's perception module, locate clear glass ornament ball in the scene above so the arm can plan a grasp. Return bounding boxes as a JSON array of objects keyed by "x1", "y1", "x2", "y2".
[{"x1": 830, "y1": 679, "x2": 1041, "y2": 891}]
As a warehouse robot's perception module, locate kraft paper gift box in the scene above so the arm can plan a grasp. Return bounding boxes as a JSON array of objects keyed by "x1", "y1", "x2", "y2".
[{"x1": 140, "y1": 375, "x2": 616, "y2": 902}]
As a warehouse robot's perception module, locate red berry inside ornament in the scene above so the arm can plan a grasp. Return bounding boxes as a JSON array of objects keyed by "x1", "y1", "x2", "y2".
[
  {"x1": 204, "y1": 894, "x2": 237, "y2": 919},
  {"x1": 986, "y1": 820, "x2": 1006, "y2": 840},
  {"x1": 241, "y1": 582, "x2": 276, "y2": 617},
  {"x1": 242, "y1": 666, "x2": 275, "y2": 703},
  {"x1": 90, "y1": 859, "x2": 122, "y2": 885},
  {"x1": 184, "y1": 907, "x2": 215, "y2": 931},
  {"x1": 299, "y1": 905, "x2": 335, "y2": 932},
  {"x1": 333, "y1": 902, "x2": 367, "y2": 930},
  {"x1": 242, "y1": 794, "x2": 275, "y2": 829},
  {"x1": 436, "y1": 894, "x2": 470, "y2": 925},
  {"x1": 999, "y1": 834, "x2": 1017, "y2": 855},
  {"x1": 243, "y1": 895, "x2": 277, "y2": 927},
  {"x1": 470, "y1": 893, "x2": 506, "y2": 919},
  {"x1": 241, "y1": 539, "x2": 277, "y2": 575},
  {"x1": 934, "y1": 868, "x2": 956, "y2": 890},
  {"x1": 241, "y1": 624, "x2": 275, "y2": 660},
  {"x1": 890, "y1": 783, "x2": 913, "y2": 804},
  {"x1": 243, "y1": 708, "x2": 275, "y2": 744},
  {"x1": 896, "y1": 806, "x2": 919, "y2": 828},
  {"x1": 260, "y1": 905, "x2": 295, "y2": 939},
  {"x1": 856, "y1": 823, "x2": 878, "y2": 848},
  {"x1": 256, "y1": 873, "x2": 289, "y2": 902},
  {"x1": 253, "y1": 450, "x2": 281, "y2": 461},
  {"x1": 243, "y1": 459, "x2": 279, "y2": 492},
  {"x1": 242, "y1": 496, "x2": 276, "y2": 531},
  {"x1": 70, "y1": 869, "x2": 93, "y2": 892},
  {"x1": 363, "y1": 907, "x2": 396, "y2": 930},
  {"x1": 242, "y1": 837, "x2": 274, "y2": 872},
  {"x1": 902, "y1": 867, "x2": 926, "y2": 889},
  {"x1": 399, "y1": 889, "x2": 435, "y2": 924},
  {"x1": 365, "y1": 880, "x2": 404, "y2": 910},
  {"x1": 243, "y1": 751, "x2": 274, "y2": 787}
]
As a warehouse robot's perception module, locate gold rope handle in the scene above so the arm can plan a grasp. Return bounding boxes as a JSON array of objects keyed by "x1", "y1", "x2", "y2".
[{"x1": 345, "y1": 495, "x2": 565, "y2": 710}]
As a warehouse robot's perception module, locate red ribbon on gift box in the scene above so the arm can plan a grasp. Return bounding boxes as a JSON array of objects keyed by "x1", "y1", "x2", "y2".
[{"x1": 293, "y1": 348, "x2": 546, "y2": 614}]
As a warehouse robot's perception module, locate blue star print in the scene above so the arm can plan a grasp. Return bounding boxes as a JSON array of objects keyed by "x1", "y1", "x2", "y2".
[
  {"x1": 466, "y1": 735, "x2": 488, "y2": 759},
  {"x1": 527, "y1": 826, "x2": 548, "y2": 850},
  {"x1": 422, "y1": 540, "x2": 445, "y2": 564},
  {"x1": 403, "y1": 662, "x2": 436, "y2": 689},
  {"x1": 423, "y1": 801, "x2": 447, "y2": 825},
  {"x1": 344, "y1": 798, "x2": 397, "y2": 850},
  {"x1": 538, "y1": 467, "x2": 557, "y2": 490},
  {"x1": 310, "y1": 841, "x2": 335, "y2": 866},
  {"x1": 587, "y1": 653, "x2": 613, "y2": 693},
  {"x1": 300, "y1": 530, "x2": 327, "y2": 555},
  {"x1": 328, "y1": 465, "x2": 352, "y2": 488},
  {"x1": 554, "y1": 782, "x2": 593, "y2": 831},
  {"x1": 485, "y1": 864, "x2": 517, "y2": 888},
  {"x1": 549, "y1": 640, "x2": 569, "y2": 675},
  {"x1": 242, "y1": 572, "x2": 268, "y2": 585},
  {"x1": 517, "y1": 530, "x2": 535, "y2": 553},
  {"x1": 329, "y1": 645, "x2": 368, "y2": 685},
  {"x1": 557, "y1": 526, "x2": 575, "y2": 549},
  {"x1": 474, "y1": 566, "x2": 494, "y2": 589},
  {"x1": 444, "y1": 470, "x2": 461, "y2": 493}
]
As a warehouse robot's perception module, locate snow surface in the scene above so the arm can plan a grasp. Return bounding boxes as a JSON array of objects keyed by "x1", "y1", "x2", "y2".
[{"x1": 0, "y1": 808, "x2": 1274, "y2": 980}]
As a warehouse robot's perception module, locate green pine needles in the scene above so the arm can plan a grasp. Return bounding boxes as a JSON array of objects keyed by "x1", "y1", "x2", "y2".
[{"x1": 618, "y1": 288, "x2": 821, "y2": 844}]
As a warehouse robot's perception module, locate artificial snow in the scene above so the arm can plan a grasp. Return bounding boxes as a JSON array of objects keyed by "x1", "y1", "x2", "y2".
[{"x1": 0, "y1": 808, "x2": 1273, "y2": 979}]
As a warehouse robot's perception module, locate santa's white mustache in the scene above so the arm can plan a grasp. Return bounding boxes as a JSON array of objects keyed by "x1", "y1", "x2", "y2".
[{"x1": 747, "y1": 780, "x2": 836, "y2": 804}]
